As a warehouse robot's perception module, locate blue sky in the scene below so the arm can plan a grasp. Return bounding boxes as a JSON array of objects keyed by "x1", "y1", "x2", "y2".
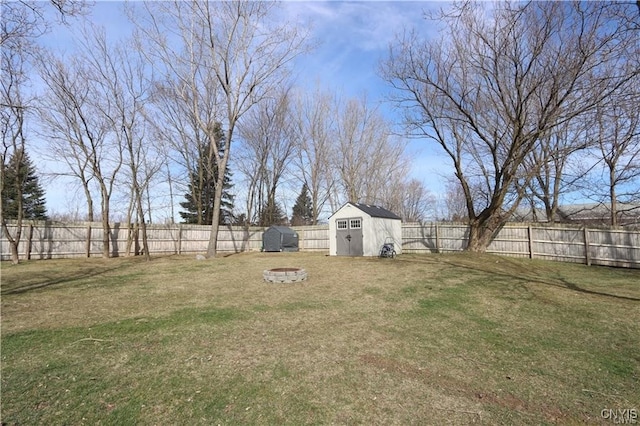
[
  {"x1": 37, "y1": 1, "x2": 451, "y2": 220},
  {"x1": 280, "y1": 1, "x2": 450, "y2": 187}
]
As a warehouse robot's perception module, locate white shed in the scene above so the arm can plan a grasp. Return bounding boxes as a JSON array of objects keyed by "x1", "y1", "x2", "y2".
[{"x1": 329, "y1": 202, "x2": 402, "y2": 257}]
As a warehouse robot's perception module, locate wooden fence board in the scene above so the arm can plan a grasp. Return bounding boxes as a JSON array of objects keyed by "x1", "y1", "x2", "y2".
[{"x1": 2, "y1": 221, "x2": 638, "y2": 268}]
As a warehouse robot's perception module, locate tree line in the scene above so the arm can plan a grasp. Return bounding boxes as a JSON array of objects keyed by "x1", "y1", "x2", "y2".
[
  {"x1": 382, "y1": 1, "x2": 639, "y2": 250},
  {"x1": 2, "y1": 1, "x2": 639, "y2": 264},
  {"x1": 2, "y1": 1, "x2": 431, "y2": 263}
]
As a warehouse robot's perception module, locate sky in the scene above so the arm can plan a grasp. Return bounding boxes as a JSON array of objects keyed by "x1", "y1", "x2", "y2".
[{"x1": 34, "y1": 1, "x2": 452, "y2": 222}]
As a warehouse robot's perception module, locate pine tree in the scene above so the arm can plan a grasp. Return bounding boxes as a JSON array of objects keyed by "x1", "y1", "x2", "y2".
[
  {"x1": 179, "y1": 124, "x2": 234, "y2": 225},
  {"x1": 2, "y1": 149, "x2": 48, "y2": 220},
  {"x1": 179, "y1": 163, "x2": 234, "y2": 225},
  {"x1": 258, "y1": 199, "x2": 287, "y2": 227},
  {"x1": 291, "y1": 183, "x2": 313, "y2": 226}
]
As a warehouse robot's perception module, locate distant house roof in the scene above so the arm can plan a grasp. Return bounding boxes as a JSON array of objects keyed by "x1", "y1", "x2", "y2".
[
  {"x1": 331, "y1": 202, "x2": 402, "y2": 220},
  {"x1": 512, "y1": 202, "x2": 640, "y2": 225}
]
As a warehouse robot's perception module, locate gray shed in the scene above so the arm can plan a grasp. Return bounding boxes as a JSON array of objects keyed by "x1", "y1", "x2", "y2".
[
  {"x1": 329, "y1": 202, "x2": 402, "y2": 257},
  {"x1": 262, "y1": 226, "x2": 299, "y2": 252}
]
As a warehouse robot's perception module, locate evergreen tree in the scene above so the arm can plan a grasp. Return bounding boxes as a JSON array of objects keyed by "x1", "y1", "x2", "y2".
[
  {"x1": 291, "y1": 183, "x2": 313, "y2": 226},
  {"x1": 2, "y1": 149, "x2": 48, "y2": 220},
  {"x1": 179, "y1": 123, "x2": 235, "y2": 225},
  {"x1": 258, "y1": 199, "x2": 287, "y2": 227},
  {"x1": 179, "y1": 164, "x2": 234, "y2": 225}
]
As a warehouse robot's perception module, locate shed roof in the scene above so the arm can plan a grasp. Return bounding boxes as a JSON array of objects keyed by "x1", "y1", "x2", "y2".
[
  {"x1": 265, "y1": 225, "x2": 298, "y2": 235},
  {"x1": 331, "y1": 202, "x2": 401, "y2": 220}
]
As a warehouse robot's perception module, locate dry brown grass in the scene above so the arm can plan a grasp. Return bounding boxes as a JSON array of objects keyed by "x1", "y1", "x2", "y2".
[
  {"x1": 1, "y1": 252, "x2": 638, "y2": 425},
  {"x1": 1, "y1": 252, "x2": 439, "y2": 331}
]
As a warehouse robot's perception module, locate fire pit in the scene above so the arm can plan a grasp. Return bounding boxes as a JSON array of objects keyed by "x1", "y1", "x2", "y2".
[{"x1": 263, "y1": 267, "x2": 308, "y2": 283}]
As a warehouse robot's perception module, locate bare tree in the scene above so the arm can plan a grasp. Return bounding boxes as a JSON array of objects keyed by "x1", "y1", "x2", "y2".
[
  {"x1": 383, "y1": 1, "x2": 639, "y2": 251},
  {"x1": 36, "y1": 54, "x2": 98, "y2": 257},
  {"x1": 1, "y1": 0, "x2": 87, "y2": 263},
  {"x1": 291, "y1": 86, "x2": 336, "y2": 224},
  {"x1": 522, "y1": 118, "x2": 592, "y2": 223},
  {"x1": 1, "y1": 0, "x2": 87, "y2": 48},
  {"x1": 77, "y1": 26, "x2": 160, "y2": 259},
  {"x1": 1, "y1": 4, "x2": 39, "y2": 262},
  {"x1": 385, "y1": 178, "x2": 435, "y2": 223},
  {"x1": 237, "y1": 88, "x2": 297, "y2": 227},
  {"x1": 148, "y1": 76, "x2": 209, "y2": 224},
  {"x1": 37, "y1": 50, "x2": 123, "y2": 258},
  {"x1": 333, "y1": 95, "x2": 409, "y2": 208},
  {"x1": 441, "y1": 178, "x2": 469, "y2": 222},
  {"x1": 590, "y1": 87, "x2": 640, "y2": 226},
  {"x1": 233, "y1": 128, "x2": 266, "y2": 227},
  {"x1": 133, "y1": 0, "x2": 308, "y2": 257},
  {"x1": 1, "y1": 40, "x2": 29, "y2": 264}
]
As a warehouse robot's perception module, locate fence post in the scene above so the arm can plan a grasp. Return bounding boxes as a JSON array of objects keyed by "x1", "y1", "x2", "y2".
[
  {"x1": 178, "y1": 225, "x2": 182, "y2": 255},
  {"x1": 527, "y1": 225, "x2": 534, "y2": 259},
  {"x1": 435, "y1": 224, "x2": 440, "y2": 254},
  {"x1": 26, "y1": 223, "x2": 34, "y2": 260},
  {"x1": 584, "y1": 227, "x2": 591, "y2": 266},
  {"x1": 298, "y1": 228, "x2": 304, "y2": 251},
  {"x1": 85, "y1": 224, "x2": 92, "y2": 258}
]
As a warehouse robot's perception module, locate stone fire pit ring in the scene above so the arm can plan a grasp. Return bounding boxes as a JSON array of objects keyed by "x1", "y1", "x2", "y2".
[{"x1": 263, "y1": 267, "x2": 308, "y2": 283}]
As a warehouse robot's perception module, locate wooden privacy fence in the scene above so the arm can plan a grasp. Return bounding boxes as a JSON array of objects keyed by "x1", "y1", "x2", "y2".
[
  {"x1": 1, "y1": 221, "x2": 638, "y2": 268},
  {"x1": 0, "y1": 222, "x2": 330, "y2": 260},
  {"x1": 402, "y1": 223, "x2": 640, "y2": 268}
]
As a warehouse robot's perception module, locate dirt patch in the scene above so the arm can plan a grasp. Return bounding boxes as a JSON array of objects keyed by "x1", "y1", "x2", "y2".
[{"x1": 360, "y1": 353, "x2": 572, "y2": 423}]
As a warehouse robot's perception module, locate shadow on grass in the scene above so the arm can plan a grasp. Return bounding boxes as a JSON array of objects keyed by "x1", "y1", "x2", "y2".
[
  {"x1": 439, "y1": 254, "x2": 640, "y2": 302},
  {"x1": 1, "y1": 259, "x2": 143, "y2": 296},
  {"x1": 556, "y1": 278, "x2": 640, "y2": 302}
]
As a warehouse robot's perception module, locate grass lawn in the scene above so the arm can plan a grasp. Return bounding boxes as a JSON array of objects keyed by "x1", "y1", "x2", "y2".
[{"x1": 1, "y1": 252, "x2": 638, "y2": 425}]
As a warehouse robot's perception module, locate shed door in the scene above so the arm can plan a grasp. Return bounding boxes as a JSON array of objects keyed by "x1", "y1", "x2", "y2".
[
  {"x1": 336, "y1": 217, "x2": 363, "y2": 256},
  {"x1": 263, "y1": 229, "x2": 280, "y2": 252}
]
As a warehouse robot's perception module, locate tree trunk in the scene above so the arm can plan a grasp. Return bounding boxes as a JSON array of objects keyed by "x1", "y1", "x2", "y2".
[
  {"x1": 610, "y1": 173, "x2": 617, "y2": 227},
  {"x1": 125, "y1": 190, "x2": 135, "y2": 256},
  {"x1": 1, "y1": 214, "x2": 22, "y2": 264},
  {"x1": 465, "y1": 213, "x2": 505, "y2": 253},
  {"x1": 84, "y1": 181, "x2": 94, "y2": 258},
  {"x1": 85, "y1": 224, "x2": 91, "y2": 258},
  {"x1": 137, "y1": 193, "x2": 150, "y2": 261},
  {"x1": 3, "y1": 224, "x2": 22, "y2": 264},
  {"x1": 133, "y1": 223, "x2": 140, "y2": 256},
  {"x1": 206, "y1": 173, "x2": 226, "y2": 258},
  {"x1": 10, "y1": 241, "x2": 19, "y2": 264},
  {"x1": 1, "y1": 186, "x2": 23, "y2": 265},
  {"x1": 542, "y1": 197, "x2": 559, "y2": 225},
  {"x1": 101, "y1": 196, "x2": 110, "y2": 258},
  {"x1": 102, "y1": 217, "x2": 111, "y2": 258}
]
